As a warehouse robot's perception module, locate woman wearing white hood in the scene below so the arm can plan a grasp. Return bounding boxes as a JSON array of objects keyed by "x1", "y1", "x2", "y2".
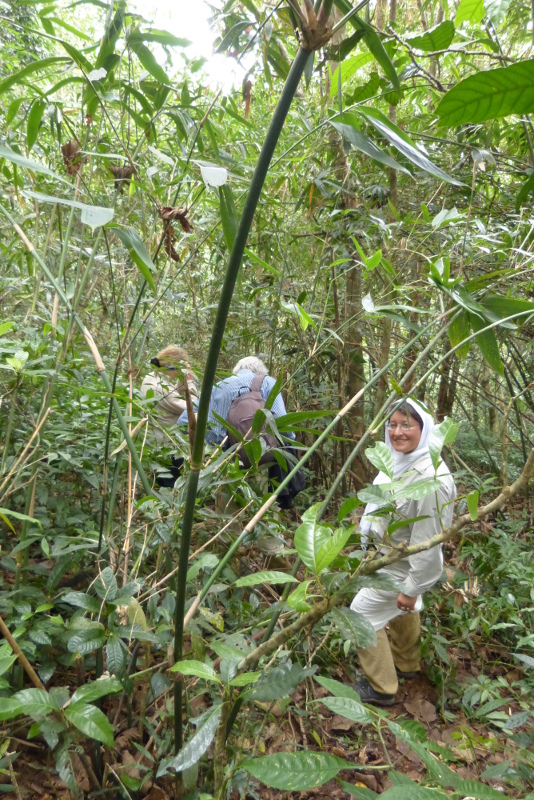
[{"x1": 351, "y1": 398, "x2": 456, "y2": 706}]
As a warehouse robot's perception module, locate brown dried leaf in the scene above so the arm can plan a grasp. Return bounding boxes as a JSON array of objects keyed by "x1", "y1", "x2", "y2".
[
  {"x1": 159, "y1": 206, "x2": 193, "y2": 232},
  {"x1": 109, "y1": 165, "x2": 134, "y2": 194},
  {"x1": 61, "y1": 140, "x2": 86, "y2": 176},
  {"x1": 115, "y1": 727, "x2": 140, "y2": 751},
  {"x1": 330, "y1": 715, "x2": 355, "y2": 731},
  {"x1": 404, "y1": 698, "x2": 437, "y2": 723}
]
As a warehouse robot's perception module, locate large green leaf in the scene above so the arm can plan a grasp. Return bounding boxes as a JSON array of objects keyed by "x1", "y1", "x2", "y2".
[
  {"x1": 428, "y1": 418, "x2": 460, "y2": 469},
  {"x1": 22, "y1": 190, "x2": 114, "y2": 231},
  {"x1": 479, "y1": 294, "x2": 534, "y2": 324},
  {"x1": 157, "y1": 705, "x2": 222, "y2": 776},
  {"x1": 132, "y1": 30, "x2": 191, "y2": 47},
  {"x1": 319, "y1": 695, "x2": 373, "y2": 724},
  {"x1": 326, "y1": 607, "x2": 377, "y2": 648},
  {"x1": 67, "y1": 624, "x2": 107, "y2": 654},
  {"x1": 64, "y1": 701, "x2": 114, "y2": 747},
  {"x1": 358, "y1": 108, "x2": 464, "y2": 186},
  {"x1": 94, "y1": 566, "x2": 117, "y2": 601},
  {"x1": 109, "y1": 225, "x2": 156, "y2": 291},
  {"x1": 469, "y1": 312, "x2": 504, "y2": 375},
  {"x1": 341, "y1": 780, "x2": 378, "y2": 799},
  {"x1": 315, "y1": 526, "x2": 354, "y2": 573},
  {"x1": 71, "y1": 677, "x2": 123, "y2": 705},
  {"x1": 314, "y1": 675, "x2": 363, "y2": 700},
  {"x1": 294, "y1": 505, "x2": 331, "y2": 572},
  {"x1": 169, "y1": 660, "x2": 220, "y2": 683},
  {"x1": 365, "y1": 441, "x2": 394, "y2": 478},
  {"x1": 455, "y1": 0, "x2": 485, "y2": 24},
  {"x1": 61, "y1": 591, "x2": 101, "y2": 613},
  {"x1": 0, "y1": 56, "x2": 70, "y2": 95},
  {"x1": 245, "y1": 663, "x2": 317, "y2": 702},
  {"x1": 234, "y1": 571, "x2": 297, "y2": 587},
  {"x1": 455, "y1": 781, "x2": 514, "y2": 800},
  {"x1": 0, "y1": 697, "x2": 22, "y2": 721},
  {"x1": 392, "y1": 477, "x2": 442, "y2": 502},
  {"x1": 14, "y1": 688, "x2": 57, "y2": 718},
  {"x1": 405, "y1": 21, "x2": 455, "y2": 51},
  {"x1": 437, "y1": 60, "x2": 534, "y2": 126},
  {"x1": 331, "y1": 122, "x2": 411, "y2": 174},
  {"x1": 242, "y1": 751, "x2": 349, "y2": 791}
]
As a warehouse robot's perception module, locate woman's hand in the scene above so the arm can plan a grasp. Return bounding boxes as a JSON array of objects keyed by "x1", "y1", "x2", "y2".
[{"x1": 397, "y1": 592, "x2": 416, "y2": 612}]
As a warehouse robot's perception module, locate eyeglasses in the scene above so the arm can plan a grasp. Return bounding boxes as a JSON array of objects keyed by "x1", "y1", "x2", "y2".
[{"x1": 387, "y1": 422, "x2": 416, "y2": 431}]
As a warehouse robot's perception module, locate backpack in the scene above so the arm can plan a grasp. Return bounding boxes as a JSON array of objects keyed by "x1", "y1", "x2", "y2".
[{"x1": 226, "y1": 375, "x2": 279, "y2": 468}]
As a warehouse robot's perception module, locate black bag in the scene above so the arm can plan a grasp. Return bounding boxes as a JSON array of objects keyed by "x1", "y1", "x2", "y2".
[
  {"x1": 268, "y1": 447, "x2": 307, "y2": 509},
  {"x1": 226, "y1": 374, "x2": 278, "y2": 468}
]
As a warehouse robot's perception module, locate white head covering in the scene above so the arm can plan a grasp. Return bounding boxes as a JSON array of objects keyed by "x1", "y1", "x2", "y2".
[{"x1": 360, "y1": 398, "x2": 435, "y2": 543}]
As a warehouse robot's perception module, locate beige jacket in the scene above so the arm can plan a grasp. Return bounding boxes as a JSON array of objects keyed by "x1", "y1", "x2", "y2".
[{"x1": 140, "y1": 371, "x2": 197, "y2": 445}]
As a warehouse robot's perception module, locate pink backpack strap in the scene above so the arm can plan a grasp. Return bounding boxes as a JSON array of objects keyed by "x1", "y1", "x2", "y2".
[{"x1": 250, "y1": 374, "x2": 265, "y2": 393}]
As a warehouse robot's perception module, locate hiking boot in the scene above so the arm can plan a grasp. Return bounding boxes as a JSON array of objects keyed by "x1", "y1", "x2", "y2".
[
  {"x1": 353, "y1": 677, "x2": 396, "y2": 707},
  {"x1": 395, "y1": 668, "x2": 419, "y2": 679}
]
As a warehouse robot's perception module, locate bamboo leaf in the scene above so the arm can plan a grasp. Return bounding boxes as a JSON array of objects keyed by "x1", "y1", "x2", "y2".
[
  {"x1": 448, "y1": 310, "x2": 471, "y2": 359},
  {"x1": 469, "y1": 312, "x2": 504, "y2": 375},
  {"x1": 330, "y1": 53, "x2": 374, "y2": 97},
  {"x1": 234, "y1": 571, "x2": 297, "y2": 587},
  {"x1": 157, "y1": 706, "x2": 222, "y2": 776},
  {"x1": 0, "y1": 57, "x2": 70, "y2": 95},
  {"x1": 437, "y1": 60, "x2": 534, "y2": 126},
  {"x1": 405, "y1": 20, "x2": 455, "y2": 51},
  {"x1": 0, "y1": 507, "x2": 41, "y2": 527},
  {"x1": 0, "y1": 145, "x2": 69, "y2": 184},
  {"x1": 242, "y1": 751, "x2": 348, "y2": 791},
  {"x1": 130, "y1": 40, "x2": 169, "y2": 84},
  {"x1": 132, "y1": 30, "x2": 191, "y2": 47},
  {"x1": 22, "y1": 190, "x2": 114, "y2": 230},
  {"x1": 109, "y1": 225, "x2": 156, "y2": 291},
  {"x1": 27, "y1": 100, "x2": 46, "y2": 150},
  {"x1": 331, "y1": 121, "x2": 411, "y2": 174},
  {"x1": 64, "y1": 701, "x2": 115, "y2": 747},
  {"x1": 358, "y1": 108, "x2": 464, "y2": 185},
  {"x1": 6, "y1": 97, "x2": 24, "y2": 127}
]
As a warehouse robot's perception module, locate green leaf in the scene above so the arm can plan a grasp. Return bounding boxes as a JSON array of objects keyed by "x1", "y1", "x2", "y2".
[
  {"x1": 453, "y1": 781, "x2": 513, "y2": 800},
  {"x1": 437, "y1": 60, "x2": 534, "y2": 126},
  {"x1": 15, "y1": 688, "x2": 57, "y2": 718},
  {"x1": 61, "y1": 591, "x2": 101, "y2": 613},
  {"x1": 294, "y1": 506, "x2": 331, "y2": 572},
  {"x1": 387, "y1": 721, "x2": 461, "y2": 788},
  {"x1": 234, "y1": 571, "x2": 297, "y2": 587},
  {"x1": 0, "y1": 143, "x2": 71, "y2": 182},
  {"x1": 64, "y1": 701, "x2": 114, "y2": 747},
  {"x1": 358, "y1": 108, "x2": 464, "y2": 186},
  {"x1": 392, "y1": 477, "x2": 442, "y2": 502},
  {"x1": 319, "y1": 695, "x2": 373, "y2": 724},
  {"x1": 314, "y1": 675, "x2": 363, "y2": 700},
  {"x1": 106, "y1": 635, "x2": 126, "y2": 678},
  {"x1": 245, "y1": 663, "x2": 317, "y2": 702},
  {"x1": 479, "y1": 294, "x2": 534, "y2": 324},
  {"x1": 331, "y1": 122, "x2": 410, "y2": 174},
  {"x1": 129, "y1": 40, "x2": 169, "y2": 83},
  {"x1": 219, "y1": 185, "x2": 238, "y2": 254},
  {"x1": 132, "y1": 30, "x2": 191, "y2": 47},
  {"x1": 466, "y1": 489, "x2": 479, "y2": 520},
  {"x1": 6, "y1": 97, "x2": 24, "y2": 127},
  {"x1": 244, "y1": 247, "x2": 281, "y2": 277},
  {"x1": 22, "y1": 190, "x2": 114, "y2": 230},
  {"x1": 0, "y1": 698, "x2": 22, "y2": 721},
  {"x1": 469, "y1": 312, "x2": 504, "y2": 375},
  {"x1": 215, "y1": 21, "x2": 251, "y2": 54},
  {"x1": 287, "y1": 580, "x2": 313, "y2": 612},
  {"x1": 31, "y1": 68, "x2": 61, "y2": 137},
  {"x1": 229, "y1": 672, "x2": 261, "y2": 687},
  {"x1": 327, "y1": 607, "x2": 377, "y2": 648},
  {"x1": 514, "y1": 653, "x2": 534, "y2": 669},
  {"x1": 405, "y1": 20, "x2": 455, "y2": 51},
  {"x1": 170, "y1": 660, "x2": 219, "y2": 682},
  {"x1": 242, "y1": 751, "x2": 348, "y2": 791},
  {"x1": 330, "y1": 53, "x2": 374, "y2": 97},
  {"x1": 455, "y1": 0, "x2": 485, "y2": 24},
  {"x1": 341, "y1": 780, "x2": 378, "y2": 799},
  {"x1": 0, "y1": 655, "x2": 17, "y2": 676},
  {"x1": 157, "y1": 705, "x2": 221, "y2": 776},
  {"x1": 0, "y1": 507, "x2": 41, "y2": 527},
  {"x1": 449, "y1": 310, "x2": 471, "y2": 359},
  {"x1": 380, "y1": 787, "x2": 449, "y2": 799},
  {"x1": 71, "y1": 677, "x2": 123, "y2": 705},
  {"x1": 68, "y1": 625, "x2": 107, "y2": 655},
  {"x1": 315, "y1": 526, "x2": 354, "y2": 573},
  {"x1": 109, "y1": 225, "x2": 156, "y2": 291},
  {"x1": 0, "y1": 57, "x2": 71, "y2": 96},
  {"x1": 365, "y1": 441, "x2": 394, "y2": 478},
  {"x1": 338, "y1": 497, "x2": 363, "y2": 522},
  {"x1": 428, "y1": 418, "x2": 460, "y2": 469},
  {"x1": 94, "y1": 567, "x2": 117, "y2": 601}
]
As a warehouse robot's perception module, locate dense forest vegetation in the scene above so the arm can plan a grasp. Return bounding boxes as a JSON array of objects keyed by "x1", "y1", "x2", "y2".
[{"x1": 0, "y1": 0, "x2": 533, "y2": 797}]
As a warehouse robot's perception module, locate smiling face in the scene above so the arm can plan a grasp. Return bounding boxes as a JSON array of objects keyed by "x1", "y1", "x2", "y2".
[{"x1": 387, "y1": 409, "x2": 423, "y2": 454}]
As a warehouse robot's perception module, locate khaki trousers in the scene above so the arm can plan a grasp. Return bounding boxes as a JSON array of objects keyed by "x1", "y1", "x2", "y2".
[{"x1": 357, "y1": 611, "x2": 421, "y2": 695}]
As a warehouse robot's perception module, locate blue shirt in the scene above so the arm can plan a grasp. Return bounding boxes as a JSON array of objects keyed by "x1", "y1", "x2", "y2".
[{"x1": 177, "y1": 370, "x2": 294, "y2": 445}]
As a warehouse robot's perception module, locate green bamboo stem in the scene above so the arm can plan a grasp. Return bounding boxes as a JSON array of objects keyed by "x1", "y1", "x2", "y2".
[{"x1": 171, "y1": 44, "x2": 314, "y2": 754}]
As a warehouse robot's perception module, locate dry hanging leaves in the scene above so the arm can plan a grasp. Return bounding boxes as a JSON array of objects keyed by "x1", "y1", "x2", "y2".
[
  {"x1": 243, "y1": 79, "x2": 252, "y2": 119},
  {"x1": 158, "y1": 206, "x2": 193, "y2": 262},
  {"x1": 61, "y1": 140, "x2": 86, "y2": 176},
  {"x1": 109, "y1": 165, "x2": 135, "y2": 194}
]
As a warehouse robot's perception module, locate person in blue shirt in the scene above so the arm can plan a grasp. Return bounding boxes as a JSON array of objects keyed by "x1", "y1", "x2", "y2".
[{"x1": 176, "y1": 356, "x2": 294, "y2": 446}]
